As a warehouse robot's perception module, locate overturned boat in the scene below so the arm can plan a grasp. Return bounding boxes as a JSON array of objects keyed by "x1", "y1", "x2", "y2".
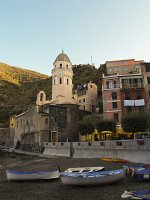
[
  {"x1": 6, "y1": 169, "x2": 59, "y2": 181},
  {"x1": 60, "y1": 168, "x2": 125, "y2": 186}
]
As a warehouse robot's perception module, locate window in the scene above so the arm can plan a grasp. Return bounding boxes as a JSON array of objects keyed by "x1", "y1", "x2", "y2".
[
  {"x1": 112, "y1": 92, "x2": 117, "y2": 100},
  {"x1": 66, "y1": 64, "x2": 68, "y2": 69},
  {"x1": 112, "y1": 102, "x2": 117, "y2": 108},
  {"x1": 106, "y1": 81, "x2": 109, "y2": 89},
  {"x1": 136, "y1": 90, "x2": 142, "y2": 99},
  {"x1": 147, "y1": 77, "x2": 150, "y2": 84},
  {"x1": 60, "y1": 64, "x2": 62, "y2": 68},
  {"x1": 83, "y1": 98, "x2": 85, "y2": 102},
  {"x1": 114, "y1": 113, "x2": 119, "y2": 122},
  {"x1": 83, "y1": 105, "x2": 85, "y2": 110},
  {"x1": 45, "y1": 118, "x2": 48, "y2": 124},
  {"x1": 67, "y1": 78, "x2": 69, "y2": 85},
  {"x1": 125, "y1": 90, "x2": 130, "y2": 100},
  {"x1": 90, "y1": 85, "x2": 93, "y2": 88},
  {"x1": 145, "y1": 63, "x2": 150, "y2": 72},
  {"x1": 79, "y1": 100, "x2": 81, "y2": 103},
  {"x1": 60, "y1": 78, "x2": 62, "y2": 84},
  {"x1": 40, "y1": 93, "x2": 43, "y2": 101}
]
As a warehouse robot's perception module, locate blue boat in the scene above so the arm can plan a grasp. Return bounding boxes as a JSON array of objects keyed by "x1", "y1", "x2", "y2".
[
  {"x1": 125, "y1": 165, "x2": 150, "y2": 181},
  {"x1": 122, "y1": 190, "x2": 150, "y2": 200},
  {"x1": 6, "y1": 169, "x2": 59, "y2": 181},
  {"x1": 60, "y1": 169, "x2": 125, "y2": 186}
]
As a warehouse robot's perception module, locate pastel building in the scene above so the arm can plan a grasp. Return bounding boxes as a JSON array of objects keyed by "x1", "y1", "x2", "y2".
[{"x1": 101, "y1": 59, "x2": 150, "y2": 125}]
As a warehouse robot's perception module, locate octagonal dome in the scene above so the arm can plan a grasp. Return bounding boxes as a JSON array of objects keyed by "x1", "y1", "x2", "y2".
[{"x1": 54, "y1": 50, "x2": 71, "y2": 63}]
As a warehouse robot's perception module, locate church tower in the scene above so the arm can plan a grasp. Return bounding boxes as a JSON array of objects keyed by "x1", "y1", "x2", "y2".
[{"x1": 51, "y1": 51, "x2": 74, "y2": 104}]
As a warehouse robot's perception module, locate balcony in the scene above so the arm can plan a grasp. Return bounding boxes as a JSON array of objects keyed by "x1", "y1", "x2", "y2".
[{"x1": 122, "y1": 83, "x2": 144, "y2": 90}]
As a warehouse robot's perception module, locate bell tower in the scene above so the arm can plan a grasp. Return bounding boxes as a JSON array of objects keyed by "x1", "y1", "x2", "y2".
[{"x1": 51, "y1": 51, "x2": 73, "y2": 104}]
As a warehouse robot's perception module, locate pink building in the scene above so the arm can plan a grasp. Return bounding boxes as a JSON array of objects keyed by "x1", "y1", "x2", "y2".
[{"x1": 101, "y1": 59, "x2": 150, "y2": 125}]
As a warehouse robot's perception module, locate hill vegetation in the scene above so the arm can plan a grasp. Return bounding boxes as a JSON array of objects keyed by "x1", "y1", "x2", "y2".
[{"x1": 0, "y1": 62, "x2": 106, "y2": 127}]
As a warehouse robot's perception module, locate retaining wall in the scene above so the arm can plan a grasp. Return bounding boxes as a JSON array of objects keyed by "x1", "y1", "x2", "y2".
[{"x1": 43, "y1": 139, "x2": 150, "y2": 163}]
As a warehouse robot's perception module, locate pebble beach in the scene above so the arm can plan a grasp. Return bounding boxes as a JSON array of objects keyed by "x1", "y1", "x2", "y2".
[{"x1": 0, "y1": 153, "x2": 149, "y2": 200}]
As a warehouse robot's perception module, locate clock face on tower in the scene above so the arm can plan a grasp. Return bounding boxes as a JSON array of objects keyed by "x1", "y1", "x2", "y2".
[{"x1": 58, "y1": 71, "x2": 63, "y2": 77}]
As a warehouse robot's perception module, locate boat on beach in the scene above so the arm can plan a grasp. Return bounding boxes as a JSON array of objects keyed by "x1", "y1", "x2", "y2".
[
  {"x1": 100, "y1": 157, "x2": 128, "y2": 163},
  {"x1": 64, "y1": 166, "x2": 105, "y2": 173},
  {"x1": 121, "y1": 190, "x2": 150, "y2": 200},
  {"x1": 6, "y1": 169, "x2": 59, "y2": 181},
  {"x1": 60, "y1": 168, "x2": 125, "y2": 186},
  {"x1": 124, "y1": 165, "x2": 150, "y2": 181}
]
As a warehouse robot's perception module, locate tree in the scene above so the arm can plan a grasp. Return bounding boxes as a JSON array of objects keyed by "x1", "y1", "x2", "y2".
[
  {"x1": 78, "y1": 121, "x2": 95, "y2": 136},
  {"x1": 122, "y1": 112, "x2": 150, "y2": 133},
  {"x1": 96, "y1": 120, "x2": 116, "y2": 133}
]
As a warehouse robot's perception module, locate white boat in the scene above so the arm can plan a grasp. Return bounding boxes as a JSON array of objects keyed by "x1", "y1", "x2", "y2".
[
  {"x1": 121, "y1": 190, "x2": 150, "y2": 199},
  {"x1": 6, "y1": 169, "x2": 59, "y2": 181},
  {"x1": 64, "y1": 166, "x2": 105, "y2": 173},
  {"x1": 60, "y1": 168, "x2": 125, "y2": 186}
]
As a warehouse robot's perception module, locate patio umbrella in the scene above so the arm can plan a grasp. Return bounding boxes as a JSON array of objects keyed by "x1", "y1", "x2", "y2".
[{"x1": 101, "y1": 130, "x2": 113, "y2": 134}]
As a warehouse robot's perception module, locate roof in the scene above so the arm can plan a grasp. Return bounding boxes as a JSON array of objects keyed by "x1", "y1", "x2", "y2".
[{"x1": 54, "y1": 50, "x2": 70, "y2": 63}]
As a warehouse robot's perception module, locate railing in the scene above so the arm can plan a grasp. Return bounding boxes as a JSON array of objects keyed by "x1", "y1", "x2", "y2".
[{"x1": 122, "y1": 83, "x2": 144, "y2": 89}]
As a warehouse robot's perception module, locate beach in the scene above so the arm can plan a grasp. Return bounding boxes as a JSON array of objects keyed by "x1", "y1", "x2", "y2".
[{"x1": 0, "y1": 152, "x2": 149, "y2": 200}]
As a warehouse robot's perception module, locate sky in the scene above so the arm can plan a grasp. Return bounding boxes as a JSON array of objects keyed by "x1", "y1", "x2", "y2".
[{"x1": 0, "y1": 0, "x2": 150, "y2": 76}]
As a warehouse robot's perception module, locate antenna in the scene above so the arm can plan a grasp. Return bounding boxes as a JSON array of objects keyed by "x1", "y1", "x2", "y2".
[{"x1": 91, "y1": 55, "x2": 95, "y2": 66}]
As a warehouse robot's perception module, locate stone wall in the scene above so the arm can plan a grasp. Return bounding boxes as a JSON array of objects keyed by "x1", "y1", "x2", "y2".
[{"x1": 43, "y1": 139, "x2": 150, "y2": 164}]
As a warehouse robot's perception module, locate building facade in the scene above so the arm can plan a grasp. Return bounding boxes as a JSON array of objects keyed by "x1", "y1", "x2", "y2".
[
  {"x1": 73, "y1": 82, "x2": 98, "y2": 113},
  {"x1": 101, "y1": 59, "x2": 150, "y2": 125}
]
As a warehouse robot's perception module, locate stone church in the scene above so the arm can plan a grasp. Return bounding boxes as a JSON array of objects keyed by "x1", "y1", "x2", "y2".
[{"x1": 14, "y1": 51, "x2": 92, "y2": 147}]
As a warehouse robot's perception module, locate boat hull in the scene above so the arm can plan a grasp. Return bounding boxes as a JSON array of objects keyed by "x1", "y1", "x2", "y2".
[
  {"x1": 6, "y1": 170, "x2": 59, "y2": 181},
  {"x1": 61, "y1": 170, "x2": 125, "y2": 186}
]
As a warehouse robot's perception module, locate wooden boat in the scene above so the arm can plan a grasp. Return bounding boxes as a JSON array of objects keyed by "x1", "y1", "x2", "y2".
[
  {"x1": 124, "y1": 165, "x2": 150, "y2": 181},
  {"x1": 60, "y1": 169, "x2": 125, "y2": 186},
  {"x1": 100, "y1": 157, "x2": 128, "y2": 163},
  {"x1": 6, "y1": 169, "x2": 59, "y2": 181},
  {"x1": 64, "y1": 166, "x2": 105, "y2": 173},
  {"x1": 121, "y1": 190, "x2": 150, "y2": 199}
]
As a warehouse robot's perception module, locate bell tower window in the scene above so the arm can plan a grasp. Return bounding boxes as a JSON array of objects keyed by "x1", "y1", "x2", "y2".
[{"x1": 40, "y1": 93, "x2": 43, "y2": 101}]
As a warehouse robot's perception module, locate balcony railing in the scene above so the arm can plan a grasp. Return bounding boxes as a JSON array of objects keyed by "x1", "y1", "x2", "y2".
[
  {"x1": 122, "y1": 83, "x2": 144, "y2": 89},
  {"x1": 102, "y1": 83, "x2": 144, "y2": 90}
]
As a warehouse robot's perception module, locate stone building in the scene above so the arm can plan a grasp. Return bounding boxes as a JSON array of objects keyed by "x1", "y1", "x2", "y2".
[
  {"x1": 14, "y1": 107, "x2": 49, "y2": 147},
  {"x1": 14, "y1": 51, "x2": 91, "y2": 146}
]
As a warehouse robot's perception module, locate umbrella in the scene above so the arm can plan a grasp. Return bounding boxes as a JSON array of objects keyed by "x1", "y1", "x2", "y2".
[{"x1": 101, "y1": 130, "x2": 113, "y2": 134}]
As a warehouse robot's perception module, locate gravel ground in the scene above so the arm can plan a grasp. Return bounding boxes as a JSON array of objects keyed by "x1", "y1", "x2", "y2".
[{"x1": 0, "y1": 152, "x2": 149, "y2": 200}]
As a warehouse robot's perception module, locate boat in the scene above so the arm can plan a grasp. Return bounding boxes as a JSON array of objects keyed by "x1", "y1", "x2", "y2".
[
  {"x1": 124, "y1": 165, "x2": 150, "y2": 181},
  {"x1": 60, "y1": 168, "x2": 125, "y2": 186},
  {"x1": 64, "y1": 166, "x2": 105, "y2": 173},
  {"x1": 121, "y1": 190, "x2": 150, "y2": 199},
  {"x1": 6, "y1": 169, "x2": 59, "y2": 181},
  {"x1": 100, "y1": 157, "x2": 128, "y2": 163}
]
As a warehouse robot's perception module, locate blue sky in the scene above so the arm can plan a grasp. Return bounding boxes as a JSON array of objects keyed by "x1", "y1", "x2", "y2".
[{"x1": 0, "y1": 0, "x2": 150, "y2": 75}]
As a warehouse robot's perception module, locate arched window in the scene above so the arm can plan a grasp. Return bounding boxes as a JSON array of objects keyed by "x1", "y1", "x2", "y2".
[
  {"x1": 60, "y1": 78, "x2": 62, "y2": 84},
  {"x1": 40, "y1": 93, "x2": 43, "y2": 101},
  {"x1": 66, "y1": 64, "x2": 68, "y2": 69},
  {"x1": 60, "y1": 63, "x2": 62, "y2": 69},
  {"x1": 67, "y1": 78, "x2": 69, "y2": 85}
]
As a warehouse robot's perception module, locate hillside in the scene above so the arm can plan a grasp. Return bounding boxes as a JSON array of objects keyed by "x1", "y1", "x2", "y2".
[
  {"x1": 0, "y1": 62, "x2": 106, "y2": 127},
  {"x1": 0, "y1": 62, "x2": 51, "y2": 126}
]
